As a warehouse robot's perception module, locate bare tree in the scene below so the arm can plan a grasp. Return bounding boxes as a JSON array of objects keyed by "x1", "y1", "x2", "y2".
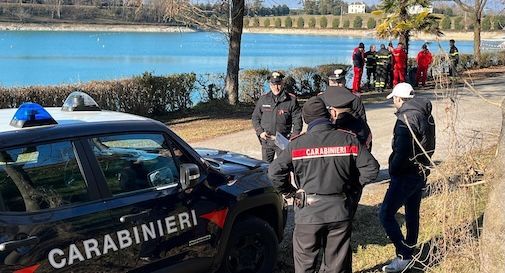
[
  {"x1": 224, "y1": 0, "x2": 245, "y2": 105},
  {"x1": 452, "y1": 0, "x2": 489, "y2": 66}
]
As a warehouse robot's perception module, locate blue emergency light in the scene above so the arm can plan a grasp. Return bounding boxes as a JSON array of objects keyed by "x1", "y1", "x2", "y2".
[{"x1": 10, "y1": 103, "x2": 57, "y2": 128}]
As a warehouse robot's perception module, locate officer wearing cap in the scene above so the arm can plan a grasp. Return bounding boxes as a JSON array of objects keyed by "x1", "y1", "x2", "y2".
[
  {"x1": 380, "y1": 83, "x2": 436, "y2": 272},
  {"x1": 326, "y1": 69, "x2": 367, "y2": 123},
  {"x1": 252, "y1": 71, "x2": 302, "y2": 162},
  {"x1": 269, "y1": 96, "x2": 379, "y2": 273},
  {"x1": 321, "y1": 88, "x2": 372, "y2": 151}
]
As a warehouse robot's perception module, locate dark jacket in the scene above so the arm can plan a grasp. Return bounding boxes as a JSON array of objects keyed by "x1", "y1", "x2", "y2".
[
  {"x1": 335, "y1": 112, "x2": 372, "y2": 151},
  {"x1": 365, "y1": 50, "x2": 377, "y2": 68},
  {"x1": 388, "y1": 98, "x2": 436, "y2": 177},
  {"x1": 252, "y1": 90, "x2": 302, "y2": 141},
  {"x1": 353, "y1": 48, "x2": 365, "y2": 68},
  {"x1": 376, "y1": 48, "x2": 392, "y2": 67},
  {"x1": 449, "y1": 45, "x2": 459, "y2": 64},
  {"x1": 268, "y1": 120, "x2": 379, "y2": 224}
]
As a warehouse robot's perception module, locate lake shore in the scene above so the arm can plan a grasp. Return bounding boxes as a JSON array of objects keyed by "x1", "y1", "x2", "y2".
[
  {"x1": 243, "y1": 28, "x2": 504, "y2": 41},
  {"x1": 0, "y1": 22, "x2": 196, "y2": 33},
  {"x1": 1, "y1": 22, "x2": 503, "y2": 41}
]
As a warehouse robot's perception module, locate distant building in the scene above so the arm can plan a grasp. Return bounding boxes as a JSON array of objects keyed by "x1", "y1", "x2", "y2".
[
  {"x1": 348, "y1": 2, "x2": 366, "y2": 14},
  {"x1": 408, "y1": 4, "x2": 434, "y2": 14}
]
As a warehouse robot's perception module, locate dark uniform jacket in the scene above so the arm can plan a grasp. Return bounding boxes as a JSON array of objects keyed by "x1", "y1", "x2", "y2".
[
  {"x1": 376, "y1": 48, "x2": 392, "y2": 67},
  {"x1": 335, "y1": 112, "x2": 372, "y2": 151},
  {"x1": 389, "y1": 98, "x2": 436, "y2": 177},
  {"x1": 353, "y1": 48, "x2": 365, "y2": 68},
  {"x1": 365, "y1": 50, "x2": 377, "y2": 69},
  {"x1": 252, "y1": 90, "x2": 302, "y2": 141},
  {"x1": 449, "y1": 45, "x2": 459, "y2": 65},
  {"x1": 268, "y1": 120, "x2": 379, "y2": 224}
]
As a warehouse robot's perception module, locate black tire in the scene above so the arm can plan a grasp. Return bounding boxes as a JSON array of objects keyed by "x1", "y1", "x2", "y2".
[{"x1": 219, "y1": 217, "x2": 278, "y2": 273}]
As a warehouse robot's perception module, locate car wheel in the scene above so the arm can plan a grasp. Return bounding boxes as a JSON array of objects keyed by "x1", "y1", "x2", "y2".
[{"x1": 220, "y1": 217, "x2": 278, "y2": 273}]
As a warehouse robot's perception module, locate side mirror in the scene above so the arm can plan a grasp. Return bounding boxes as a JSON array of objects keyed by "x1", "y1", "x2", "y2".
[{"x1": 180, "y1": 163, "x2": 200, "y2": 190}]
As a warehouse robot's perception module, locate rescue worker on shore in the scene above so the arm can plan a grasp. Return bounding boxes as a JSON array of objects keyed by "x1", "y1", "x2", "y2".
[
  {"x1": 269, "y1": 96, "x2": 379, "y2": 273},
  {"x1": 375, "y1": 44, "x2": 392, "y2": 92},
  {"x1": 416, "y1": 44, "x2": 433, "y2": 87},
  {"x1": 252, "y1": 71, "x2": 302, "y2": 163},
  {"x1": 387, "y1": 42, "x2": 395, "y2": 88},
  {"x1": 326, "y1": 69, "x2": 367, "y2": 122},
  {"x1": 449, "y1": 39, "x2": 459, "y2": 77},
  {"x1": 392, "y1": 42, "x2": 407, "y2": 86},
  {"x1": 365, "y1": 45, "x2": 377, "y2": 91},
  {"x1": 352, "y1": 42, "x2": 366, "y2": 94}
]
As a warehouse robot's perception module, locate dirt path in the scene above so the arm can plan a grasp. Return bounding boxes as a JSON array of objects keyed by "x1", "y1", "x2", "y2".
[{"x1": 191, "y1": 75, "x2": 504, "y2": 172}]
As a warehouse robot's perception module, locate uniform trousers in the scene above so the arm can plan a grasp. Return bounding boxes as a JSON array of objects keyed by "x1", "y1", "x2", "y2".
[
  {"x1": 379, "y1": 174, "x2": 425, "y2": 259},
  {"x1": 393, "y1": 66, "x2": 406, "y2": 86},
  {"x1": 375, "y1": 65, "x2": 388, "y2": 91},
  {"x1": 352, "y1": 67, "x2": 363, "y2": 93},
  {"x1": 293, "y1": 220, "x2": 352, "y2": 273},
  {"x1": 261, "y1": 142, "x2": 282, "y2": 163},
  {"x1": 366, "y1": 67, "x2": 376, "y2": 89},
  {"x1": 416, "y1": 66, "x2": 429, "y2": 86}
]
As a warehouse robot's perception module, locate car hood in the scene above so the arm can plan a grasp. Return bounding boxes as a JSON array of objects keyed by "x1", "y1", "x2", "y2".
[{"x1": 195, "y1": 148, "x2": 268, "y2": 175}]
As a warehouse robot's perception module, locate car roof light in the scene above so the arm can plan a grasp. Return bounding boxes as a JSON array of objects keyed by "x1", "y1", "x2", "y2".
[
  {"x1": 10, "y1": 102, "x2": 57, "y2": 128},
  {"x1": 61, "y1": 91, "x2": 101, "y2": 112}
]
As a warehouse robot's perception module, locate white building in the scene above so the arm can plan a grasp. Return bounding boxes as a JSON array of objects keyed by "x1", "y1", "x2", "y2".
[
  {"x1": 348, "y1": 2, "x2": 366, "y2": 14},
  {"x1": 407, "y1": 4, "x2": 434, "y2": 14}
]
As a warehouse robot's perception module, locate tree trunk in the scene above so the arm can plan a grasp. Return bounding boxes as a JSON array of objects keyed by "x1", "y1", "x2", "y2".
[
  {"x1": 480, "y1": 100, "x2": 505, "y2": 273},
  {"x1": 473, "y1": 16, "x2": 482, "y2": 66},
  {"x1": 225, "y1": 0, "x2": 245, "y2": 106}
]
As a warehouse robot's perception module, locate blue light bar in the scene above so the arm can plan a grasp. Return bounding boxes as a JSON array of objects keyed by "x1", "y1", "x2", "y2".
[{"x1": 10, "y1": 102, "x2": 57, "y2": 128}]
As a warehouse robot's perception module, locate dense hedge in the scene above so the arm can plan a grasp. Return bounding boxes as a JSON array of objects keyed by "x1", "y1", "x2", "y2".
[{"x1": 0, "y1": 72, "x2": 195, "y2": 117}]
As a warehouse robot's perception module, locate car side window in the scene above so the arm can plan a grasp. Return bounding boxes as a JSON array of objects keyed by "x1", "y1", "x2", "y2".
[
  {"x1": 89, "y1": 133, "x2": 183, "y2": 196},
  {"x1": 0, "y1": 141, "x2": 90, "y2": 212}
]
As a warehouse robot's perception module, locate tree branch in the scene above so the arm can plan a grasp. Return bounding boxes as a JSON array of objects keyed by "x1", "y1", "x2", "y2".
[{"x1": 452, "y1": 0, "x2": 473, "y2": 12}]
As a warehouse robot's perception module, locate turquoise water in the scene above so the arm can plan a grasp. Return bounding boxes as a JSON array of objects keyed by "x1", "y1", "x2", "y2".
[{"x1": 0, "y1": 31, "x2": 473, "y2": 87}]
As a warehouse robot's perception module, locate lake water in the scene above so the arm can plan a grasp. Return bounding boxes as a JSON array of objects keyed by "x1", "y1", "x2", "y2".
[{"x1": 0, "y1": 31, "x2": 474, "y2": 87}]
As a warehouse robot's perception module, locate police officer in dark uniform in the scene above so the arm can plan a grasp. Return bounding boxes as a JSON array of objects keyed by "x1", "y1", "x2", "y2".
[
  {"x1": 449, "y1": 39, "x2": 459, "y2": 77},
  {"x1": 327, "y1": 70, "x2": 367, "y2": 123},
  {"x1": 252, "y1": 71, "x2": 302, "y2": 162},
  {"x1": 268, "y1": 96, "x2": 379, "y2": 273},
  {"x1": 321, "y1": 87, "x2": 372, "y2": 151},
  {"x1": 375, "y1": 44, "x2": 392, "y2": 92},
  {"x1": 365, "y1": 45, "x2": 377, "y2": 91}
]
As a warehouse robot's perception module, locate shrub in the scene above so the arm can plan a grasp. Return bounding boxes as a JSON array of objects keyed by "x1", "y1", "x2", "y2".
[
  {"x1": 332, "y1": 18, "x2": 340, "y2": 29},
  {"x1": 320, "y1": 16, "x2": 328, "y2": 28},
  {"x1": 290, "y1": 67, "x2": 319, "y2": 95},
  {"x1": 308, "y1": 17, "x2": 316, "y2": 28},
  {"x1": 454, "y1": 17, "x2": 464, "y2": 30},
  {"x1": 482, "y1": 16, "x2": 492, "y2": 31},
  {"x1": 353, "y1": 16, "x2": 363, "y2": 29},
  {"x1": 343, "y1": 19, "x2": 350, "y2": 28},
  {"x1": 252, "y1": 17, "x2": 260, "y2": 27},
  {"x1": 0, "y1": 72, "x2": 196, "y2": 116},
  {"x1": 239, "y1": 69, "x2": 271, "y2": 103},
  {"x1": 275, "y1": 17, "x2": 282, "y2": 27},
  {"x1": 366, "y1": 17, "x2": 376, "y2": 29},
  {"x1": 440, "y1": 16, "x2": 451, "y2": 30},
  {"x1": 244, "y1": 18, "x2": 250, "y2": 27},
  {"x1": 264, "y1": 18, "x2": 270, "y2": 27},
  {"x1": 297, "y1": 17, "x2": 305, "y2": 28},
  {"x1": 285, "y1": 16, "x2": 293, "y2": 28}
]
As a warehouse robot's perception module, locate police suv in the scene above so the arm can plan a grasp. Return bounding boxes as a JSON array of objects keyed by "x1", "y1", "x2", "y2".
[{"x1": 0, "y1": 92, "x2": 287, "y2": 273}]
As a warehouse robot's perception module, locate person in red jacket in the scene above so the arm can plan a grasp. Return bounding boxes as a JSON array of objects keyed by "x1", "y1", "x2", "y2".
[
  {"x1": 352, "y1": 42, "x2": 365, "y2": 94},
  {"x1": 392, "y1": 43, "x2": 407, "y2": 86},
  {"x1": 416, "y1": 44, "x2": 433, "y2": 87}
]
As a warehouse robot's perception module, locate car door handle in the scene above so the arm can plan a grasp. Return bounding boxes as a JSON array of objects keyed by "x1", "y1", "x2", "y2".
[
  {"x1": 120, "y1": 209, "x2": 151, "y2": 223},
  {"x1": 0, "y1": 236, "x2": 39, "y2": 252}
]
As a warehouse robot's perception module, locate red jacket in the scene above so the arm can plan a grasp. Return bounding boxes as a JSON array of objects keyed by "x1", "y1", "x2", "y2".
[
  {"x1": 392, "y1": 48, "x2": 407, "y2": 69},
  {"x1": 416, "y1": 50, "x2": 433, "y2": 68}
]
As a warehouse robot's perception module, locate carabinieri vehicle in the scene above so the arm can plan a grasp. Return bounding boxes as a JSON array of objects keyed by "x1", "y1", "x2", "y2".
[{"x1": 0, "y1": 92, "x2": 287, "y2": 273}]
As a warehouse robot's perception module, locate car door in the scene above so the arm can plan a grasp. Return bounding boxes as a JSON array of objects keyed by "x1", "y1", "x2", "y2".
[
  {"x1": 0, "y1": 139, "x2": 114, "y2": 273},
  {"x1": 85, "y1": 132, "x2": 226, "y2": 272}
]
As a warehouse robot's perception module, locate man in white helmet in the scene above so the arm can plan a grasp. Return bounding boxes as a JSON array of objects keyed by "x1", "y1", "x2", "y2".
[{"x1": 380, "y1": 83, "x2": 436, "y2": 272}]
